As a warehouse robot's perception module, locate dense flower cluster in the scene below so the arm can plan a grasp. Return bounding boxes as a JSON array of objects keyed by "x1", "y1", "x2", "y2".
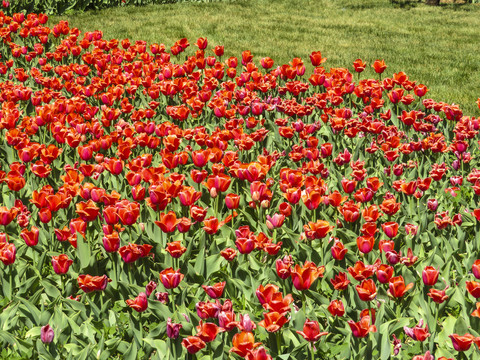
[{"x1": 1, "y1": 9, "x2": 480, "y2": 359}]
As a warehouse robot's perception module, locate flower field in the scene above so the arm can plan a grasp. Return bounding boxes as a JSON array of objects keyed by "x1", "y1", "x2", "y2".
[{"x1": 2, "y1": 8, "x2": 480, "y2": 360}]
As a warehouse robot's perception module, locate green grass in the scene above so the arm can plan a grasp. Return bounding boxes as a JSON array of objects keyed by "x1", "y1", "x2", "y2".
[{"x1": 51, "y1": 0, "x2": 480, "y2": 115}]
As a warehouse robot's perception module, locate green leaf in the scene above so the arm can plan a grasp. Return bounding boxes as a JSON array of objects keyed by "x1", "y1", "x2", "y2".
[
  {"x1": 76, "y1": 232, "x2": 91, "y2": 270},
  {"x1": 123, "y1": 341, "x2": 137, "y2": 360}
]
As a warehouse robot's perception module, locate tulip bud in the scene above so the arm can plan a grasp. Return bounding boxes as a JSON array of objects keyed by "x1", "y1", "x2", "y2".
[
  {"x1": 41, "y1": 325, "x2": 54, "y2": 344},
  {"x1": 167, "y1": 317, "x2": 182, "y2": 339},
  {"x1": 146, "y1": 281, "x2": 157, "y2": 296},
  {"x1": 427, "y1": 199, "x2": 438, "y2": 212},
  {"x1": 155, "y1": 292, "x2": 169, "y2": 304}
]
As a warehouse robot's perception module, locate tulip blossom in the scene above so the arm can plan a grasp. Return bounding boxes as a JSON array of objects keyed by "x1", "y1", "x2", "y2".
[
  {"x1": 404, "y1": 319, "x2": 430, "y2": 342},
  {"x1": 291, "y1": 261, "x2": 324, "y2": 290},
  {"x1": 297, "y1": 319, "x2": 328, "y2": 342},
  {"x1": 125, "y1": 292, "x2": 148, "y2": 312},
  {"x1": 387, "y1": 276, "x2": 414, "y2": 298},
  {"x1": 348, "y1": 314, "x2": 376, "y2": 338},
  {"x1": 51, "y1": 254, "x2": 73, "y2": 274},
  {"x1": 41, "y1": 325, "x2": 54, "y2": 344},
  {"x1": 202, "y1": 282, "x2": 226, "y2": 299},
  {"x1": 258, "y1": 311, "x2": 289, "y2": 332},
  {"x1": 166, "y1": 318, "x2": 182, "y2": 339},
  {"x1": 182, "y1": 336, "x2": 206, "y2": 354},
  {"x1": 159, "y1": 268, "x2": 184, "y2": 289}
]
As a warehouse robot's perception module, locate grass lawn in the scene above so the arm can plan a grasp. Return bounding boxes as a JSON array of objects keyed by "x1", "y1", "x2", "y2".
[{"x1": 51, "y1": 0, "x2": 480, "y2": 115}]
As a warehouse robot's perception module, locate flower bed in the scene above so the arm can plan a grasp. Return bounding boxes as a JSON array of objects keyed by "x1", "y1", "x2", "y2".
[{"x1": 1, "y1": 10, "x2": 480, "y2": 360}]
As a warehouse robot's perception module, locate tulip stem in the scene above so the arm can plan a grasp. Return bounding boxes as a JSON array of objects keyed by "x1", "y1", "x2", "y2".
[
  {"x1": 310, "y1": 343, "x2": 315, "y2": 360},
  {"x1": 276, "y1": 331, "x2": 282, "y2": 355}
]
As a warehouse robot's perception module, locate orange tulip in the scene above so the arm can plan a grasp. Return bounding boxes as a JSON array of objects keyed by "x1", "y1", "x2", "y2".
[
  {"x1": 291, "y1": 261, "x2": 324, "y2": 290},
  {"x1": 258, "y1": 311, "x2": 288, "y2": 333},
  {"x1": 388, "y1": 276, "x2": 414, "y2": 298}
]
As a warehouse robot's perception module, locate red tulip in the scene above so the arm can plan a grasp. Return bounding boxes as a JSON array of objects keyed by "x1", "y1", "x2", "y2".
[
  {"x1": 427, "y1": 286, "x2": 449, "y2": 304},
  {"x1": 77, "y1": 274, "x2": 110, "y2": 293},
  {"x1": 125, "y1": 292, "x2": 148, "y2": 312},
  {"x1": 196, "y1": 321, "x2": 224, "y2": 342},
  {"x1": 330, "y1": 272, "x2": 350, "y2": 291},
  {"x1": 466, "y1": 280, "x2": 480, "y2": 298},
  {"x1": 331, "y1": 240, "x2": 348, "y2": 260},
  {"x1": 372, "y1": 59, "x2": 387, "y2": 74},
  {"x1": 51, "y1": 254, "x2": 73, "y2": 274},
  {"x1": 258, "y1": 311, "x2": 288, "y2": 332},
  {"x1": 449, "y1": 333, "x2": 476, "y2": 352},
  {"x1": 472, "y1": 260, "x2": 480, "y2": 279},
  {"x1": 256, "y1": 284, "x2": 280, "y2": 305},
  {"x1": 159, "y1": 268, "x2": 184, "y2": 289},
  {"x1": 356, "y1": 235, "x2": 375, "y2": 254},
  {"x1": 20, "y1": 227, "x2": 39, "y2": 247},
  {"x1": 296, "y1": 319, "x2": 328, "y2": 342},
  {"x1": 327, "y1": 299, "x2": 345, "y2": 317},
  {"x1": 182, "y1": 336, "x2": 206, "y2": 354},
  {"x1": 165, "y1": 241, "x2": 187, "y2": 258},
  {"x1": 275, "y1": 255, "x2": 293, "y2": 280},
  {"x1": 202, "y1": 282, "x2": 226, "y2": 299},
  {"x1": 422, "y1": 266, "x2": 439, "y2": 286},
  {"x1": 291, "y1": 261, "x2": 324, "y2": 290},
  {"x1": 388, "y1": 276, "x2": 414, "y2": 298},
  {"x1": 376, "y1": 264, "x2": 394, "y2": 284},
  {"x1": 220, "y1": 247, "x2": 237, "y2": 261},
  {"x1": 230, "y1": 331, "x2": 261, "y2": 357},
  {"x1": 381, "y1": 221, "x2": 399, "y2": 238},
  {"x1": 348, "y1": 314, "x2": 376, "y2": 338},
  {"x1": 155, "y1": 211, "x2": 181, "y2": 233},
  {"x1": 0, "y1": 242, "x2": 16, "y2": 265},
  {"x1": 356, "y1": 279, "x2": 377, "y2": 301}
]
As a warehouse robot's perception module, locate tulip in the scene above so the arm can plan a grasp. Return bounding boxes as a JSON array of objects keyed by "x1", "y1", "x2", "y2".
[
  {"x1": 381, "y1": 221, "x2": 399, "y2": 238},
  {"x1": 258, "y1": 311, "x2": 288, "y2": 332},
  {"x1": 145, "y1": 281, "x2": 157, "y2": 296},
  {"x1": 330, "y1": 272, "x2": 350, "y2": 291},
  {"x1": 256, "y1": 284, "x2": 280, "y2": 305},
  {"x1": 159, "y1": 268, "x2": 184, "y2": 289},
  {"x1": 422, "y1": 266, "x2": 439, "y2": 286},
  {"x1": 348, "y1": 315, "x2": 376, "y2": 338},
  {"x1": 291, "y1": 261, "x2": 324, "y2": 290},
  {"x1": 166, "y1": 318, "x2": 182, "y2": 339},
  {"x1": 230, "y1": 331, "x2": 261, "y2": 357},
  {"x1": 218, "y1": 311, "x2": 239, "y2": 331},
  {"x1": 356, "y1": 279, "x2": 377, "y2": 301},
  {"x1": 266, "y1": 213, "x2": 285, "y2": 230},
  {"x1": 376, "y1": 264, "x2": 394, "y2": 284},
  {"x1": 125, "y1": 292, "x2": 148, "y2": 312},
  {"x1": 331, "y1": 240, "x2": 348, "y2": 261},
  {"x1": 427, "y1": 199, "x2": 438, "y2": 212},
  {"x1": 220, "y1": 247, "x2": 237, "y2": 261},
  {"x1": 466, "y1": 280, "x2": 480, "y2": 298},
  {"x1": 41, "y1": 325, "x2": 54, "y2": 344},
  {"x1": 182, "y1": 336, "x2": 206, "y2": 354},
  {"x1": 296, "y1": 319, "x2": 328, "y2": 342},
  {"x1": 427, "y1": 286, "x2": 449, "y2": 304},
  {"x1": 404, "y1": 319, "x2": 430, "y2": 342},
  {"x1": 225, "y1": 193, "x2": 240, "y2": 209},
  {"x1": 356, "y1": 235, "x2": 375, "y2": 254},
  {"x1": 239, "y1": 314, "x2": 256, "y2": 332},
  {"x1": 472, "y1": 260, "x2": 480, "y2": 279},
  {"x1": 388, "y1": 276, "x2": 414, "y2": 298},
  {"x1": 51, "y1": 254, "x2": 73, "y2": 274},
  {"x1": 0, "y1": 243, "x2": 16, "y2": 265},
  {"x1": 77, "y1": 274, "x2": 110, "y2": 293},
  {"x1": 275, "y1": 255, "x2": 293, "y2": 280},
  {"x1": 165, "y1": 241, "x2": 187, "y2": 258},
  {"x1": 155, "y1": 292, "x2": 169, "y2": 304},
  {"x1": 449, "y1": 333, "x2": 476, "y2": 352},
  {"x1": 196, "y1": 321, "x2": 224, "y2": 342},
  {"x1": 327, "y1": 299, "x2": 345, "y2": 317},
  {"x1": 20, "y1": 227, "x2": 39, "y2": 247},
  {"x1": 202, "y1": 282, "x2": 226, "y2": 299}
]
